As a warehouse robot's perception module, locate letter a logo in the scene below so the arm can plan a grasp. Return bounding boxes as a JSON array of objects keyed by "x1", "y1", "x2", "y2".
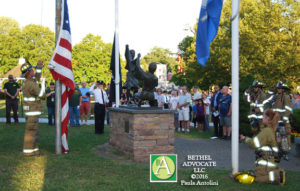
[{"x1": 150, "y1": 154, "x2": 177, "y2": 182}]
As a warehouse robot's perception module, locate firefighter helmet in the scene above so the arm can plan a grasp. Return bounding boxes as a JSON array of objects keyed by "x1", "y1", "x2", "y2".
[
  {"x1": 252, "y1": 80, "x2": 264, "y2": 88},
  {"x1": 276, "y1": 81, "x2": 288, "y2": 89},
  {"x1": 234, "y1": 171, "x2": 255, "y2": 184},
  {"x1": 21, "y1": 62, "x2": 33, "y2": 76}
]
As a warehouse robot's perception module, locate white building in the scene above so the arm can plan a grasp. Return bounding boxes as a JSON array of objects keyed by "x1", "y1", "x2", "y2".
[{"x1": 155, "y1": 63, "x2": 168, "y2": 88}]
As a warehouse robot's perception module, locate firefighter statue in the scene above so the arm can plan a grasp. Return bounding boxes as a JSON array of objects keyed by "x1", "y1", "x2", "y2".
[
  {"x1": 238, "y1": 109, "x2": 286, "y2": 186},
  {"x1": 272, "y1": 81, "x2": 293, "y2": 152},
  {"x1": 21, "y1": 60, "x2": 44, "y2": 156},
  {"x1": 244, "y1": 80, "x2": 266, "y2": 134}
]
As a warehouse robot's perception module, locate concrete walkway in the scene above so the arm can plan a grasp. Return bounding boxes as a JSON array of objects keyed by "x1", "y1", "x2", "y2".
[{"x1": 175, "y1": 136, "x2": 300, "y2": 171}]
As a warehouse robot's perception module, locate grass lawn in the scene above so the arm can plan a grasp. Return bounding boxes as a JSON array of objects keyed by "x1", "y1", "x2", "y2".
[{"x1": 1, "y1": 123, "x2": 300, "y2": 191}]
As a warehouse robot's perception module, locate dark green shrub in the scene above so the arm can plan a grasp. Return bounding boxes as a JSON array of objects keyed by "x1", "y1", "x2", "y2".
[
  {"x1": 291, "y1": 109, "x2": 300, "y2": 132},
  {"x1": 239, "y1": 75, "x2": 255, "y2": 136}
]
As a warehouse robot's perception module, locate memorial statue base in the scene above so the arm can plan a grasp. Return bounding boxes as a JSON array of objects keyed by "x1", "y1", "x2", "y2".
[{"x1": 109, "y1": 107, "x2": 175, "y2": 163}]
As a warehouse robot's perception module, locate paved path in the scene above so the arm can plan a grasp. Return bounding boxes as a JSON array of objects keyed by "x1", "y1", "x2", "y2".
[{"x1": 175, "y1": 136, "x2": 300, "y2": 171}]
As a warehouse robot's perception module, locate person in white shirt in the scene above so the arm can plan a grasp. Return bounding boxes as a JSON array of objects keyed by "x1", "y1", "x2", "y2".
[
  {"x1": 163, "y1": 90, "x2": 170, "y2": 109},
  {"x1": 178, "y1": 86, "x2": 191, "y2": 133},
  {"x1": 202, "y1": 94, "x2": 211, "y2": 131},
  {"x1": 192, "y1": 86, "x2": 202, "y2": 104},
  {"x1": 169, "y1": 90, "x2": 179, "y2": 130},
  {"x1": 89, "y1": 80, "x2": 109, "y2": 134},
  {"x1": 156, "y1": 88, "x2": 166, "y2": 107}
]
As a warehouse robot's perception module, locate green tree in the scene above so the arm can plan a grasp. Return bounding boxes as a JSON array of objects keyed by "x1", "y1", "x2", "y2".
[
  {"x1": 21, "y1": 24, "x2": 55, "y2": 83},
  {"x1": 0, "y1": 17, "x2": 19, "y2": 34},
  {"x1": 175, "y1": 0, "x2": 300, "y2": 91},
  {"x1": 72, "y1": 34, "x2": 126, "y2": 86},
  {"x1": 0, "y1": 17, "x2": 22, "y2": 76},
  {"x1": 140, "y1": 47, "x2": 177, "y2": 73}
]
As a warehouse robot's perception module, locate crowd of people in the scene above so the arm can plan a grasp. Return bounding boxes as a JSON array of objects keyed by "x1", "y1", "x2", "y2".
[
  {"x1": 1, "y1": 77, "x2": 300, "y2": 140},
  {"x1": 118, "y1": 84, "x2": 233, "y2": 139}
]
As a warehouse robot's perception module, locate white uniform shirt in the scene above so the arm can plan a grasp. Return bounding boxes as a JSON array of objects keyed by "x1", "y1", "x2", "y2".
[
  {"x1": 156, "y1": 94, "x2": 166, "y2": 107},
  {"x1": 89, "y1": 84, "x2": 109, "y2": 104},
  {"x1": 169, "y1": 96, "x2": 179, "y2": 110},
  {"x1": 203, "y1": 98, "x2": 211, "y2": 115}
]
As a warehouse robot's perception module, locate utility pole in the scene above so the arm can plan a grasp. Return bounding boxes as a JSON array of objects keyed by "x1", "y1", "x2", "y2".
[{"x1": 55, "y1": 0, "x2": 62, "y2": 155}]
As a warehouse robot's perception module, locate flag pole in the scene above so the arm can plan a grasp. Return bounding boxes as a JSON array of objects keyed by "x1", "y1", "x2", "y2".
[
  {"x1": 115, "y1": 0, "x2": 120, "y2": 107},
  {"x1": 231, "y1": 0, "x2": 239, "y2": 175},
  {"x1": 55, "y1": 0, "x2": 62, "y2": 155}
]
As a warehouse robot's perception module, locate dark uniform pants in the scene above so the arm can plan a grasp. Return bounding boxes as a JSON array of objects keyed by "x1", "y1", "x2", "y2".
[
  {"x1": 254, "y1": 165, "x2": 284, "y2": 185},
  {"x1": 23, "y1": 116, "x2": 39, "y2": 155},
  {"x1": 94, "y1": 103, "x2": 105, "y2": 134},
  {"x1": 212, "y1": 115, "x2": 222, "y2": 137},
  {"x1": 6, "y1": 99, "x2": 19, "y2": 123}
]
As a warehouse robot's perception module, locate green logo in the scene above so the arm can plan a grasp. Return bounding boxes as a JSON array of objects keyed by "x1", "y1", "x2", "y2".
[{"x1": 150, "y1": 154, "x2": 177, "y2": 182}]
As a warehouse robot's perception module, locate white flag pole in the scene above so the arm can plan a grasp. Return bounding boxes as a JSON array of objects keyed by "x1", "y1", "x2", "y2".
[
  {"x1": 231, "y1": 0, "x2": 239, "y2": 175},
  {"x1": 115, "y1": 0, "x2": 120, "y2": 108}
]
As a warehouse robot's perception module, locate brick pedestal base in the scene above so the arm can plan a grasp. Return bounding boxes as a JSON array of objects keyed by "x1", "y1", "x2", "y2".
[{"x1": 109, "y1": 107, "x2": 174, "y2": 162}]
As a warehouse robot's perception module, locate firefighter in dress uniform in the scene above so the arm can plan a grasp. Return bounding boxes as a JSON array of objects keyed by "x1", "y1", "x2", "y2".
[
  {"x1": 21, "y1": 61, "x2": 44, "y2": 156},
  {"x1": 238, "y1": 109, "x2": 286, "y2": 185},
  {"x1": 272, "y1": 81, "x2": 293, "y2": 149},
  {"x1": 244, "y1": 80, "x2": 266, "y2": 134}
]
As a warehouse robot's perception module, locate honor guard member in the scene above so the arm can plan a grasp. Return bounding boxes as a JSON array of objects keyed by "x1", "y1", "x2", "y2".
[
  {"x1": 239, "y1": 109, "x2": 286, "y2": 186},
  {"x1": 4, "y1": 74, "x2": 20, "y2": 125},
  {"x1": 244, "y1": 80, "x2": 266, "y2": 134},
  {"x1": 21, "y1": 61, "x2": 44, "y2": 156},
  {"x1": 89, "y1": 80, "x2": 109, "y2": 134},
  {"x1": 262, "y1": 87, "x2": 276, "y2": 110},
  {"x1": 273, "y1": 81, "x2": 293, "y2": 148}
]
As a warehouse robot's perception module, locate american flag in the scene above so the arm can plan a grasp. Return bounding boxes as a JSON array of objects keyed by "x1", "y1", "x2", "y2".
[{"x1": 49, "y1": 0, "x2": 74, "y2": 153}]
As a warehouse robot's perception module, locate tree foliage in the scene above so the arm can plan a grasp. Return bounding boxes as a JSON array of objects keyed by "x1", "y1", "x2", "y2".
[
  {"x1": 21, "y1": 24, "x2": 55, "y2": 83},
  {"x1": 140, "y1": 47, "x2": 177, "y2": 73},
  {"x1": 0, "y1": 18, "x2": 123, "y2": 87},
  {"x1": 173, "y1": 0, "x2": 300, "y2": 91},
  {"x1": 0, "y1": 17, "x2": 22, "y2": 76},
  {"x1": 0, "y1": 17, "x2": 19, "y2": 34},
  {"x1": 72, "y1": 34, "x2": 126, "y2": 86},
  {"x1": 0, "y1": 18, "x2": 55, "y2": 82}
]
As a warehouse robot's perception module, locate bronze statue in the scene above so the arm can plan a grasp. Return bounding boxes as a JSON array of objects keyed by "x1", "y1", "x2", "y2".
[
  {"x1": 124, "y1": 45, "x2": 158, "y2": 106},
  {"x1": 124, "y1": 45, "x2": 140, "y2": 94},
  {"x1": 134, "y1": 62, "x2": 158, "y2": 106}
]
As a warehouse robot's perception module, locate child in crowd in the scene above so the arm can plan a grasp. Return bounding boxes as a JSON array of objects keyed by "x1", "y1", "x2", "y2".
[
  {"x1": 195, "y1": 99, "x2": 206, "y2": 132},
  {"x1": 192, "y1": 100, "x2": 198, "y2": 128}
]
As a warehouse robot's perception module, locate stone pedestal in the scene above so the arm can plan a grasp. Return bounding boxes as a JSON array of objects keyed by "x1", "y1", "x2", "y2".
[{"x1": 109, "y1": 107, "x2": 175, "y2": 162}]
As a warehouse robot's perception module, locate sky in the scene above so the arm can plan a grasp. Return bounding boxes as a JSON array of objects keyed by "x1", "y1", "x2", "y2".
[{"x1": 0, "y1": 0, "x2": 202, "y2": 56}]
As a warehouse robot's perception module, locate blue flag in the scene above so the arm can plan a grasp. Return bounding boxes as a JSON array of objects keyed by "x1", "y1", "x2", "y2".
[{"x1": 196, "y1": 0, "x2": 223, "y2": 66}]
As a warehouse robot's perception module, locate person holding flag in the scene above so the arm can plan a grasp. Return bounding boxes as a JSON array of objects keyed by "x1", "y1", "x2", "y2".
[
  {"x1": 21, "y1": 60, "x2": 44, "y2": 156},
  {"x1": 49, "y1": 0, "x2": 74, "y2": 153}
]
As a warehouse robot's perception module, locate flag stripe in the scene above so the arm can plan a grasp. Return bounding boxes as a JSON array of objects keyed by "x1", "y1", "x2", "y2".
[
  {"x1": 60, "y1": 29, "x2": 72, "y2": 44},
  {"x1": 50, "y1": 61, "x2": 73, "y2": 81},
  {"x1": 56, "y1": 45, "x2": 72, "y2": 61},
  {"x1": 59, "y1": 38, "x2": 72, "y2": 52},
  {"x1": 50, "y1": 69, "x2": 74, "y2": 91},
  {"x1": 53, "y1": 54, "x2": 72, "y2": 70}
]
